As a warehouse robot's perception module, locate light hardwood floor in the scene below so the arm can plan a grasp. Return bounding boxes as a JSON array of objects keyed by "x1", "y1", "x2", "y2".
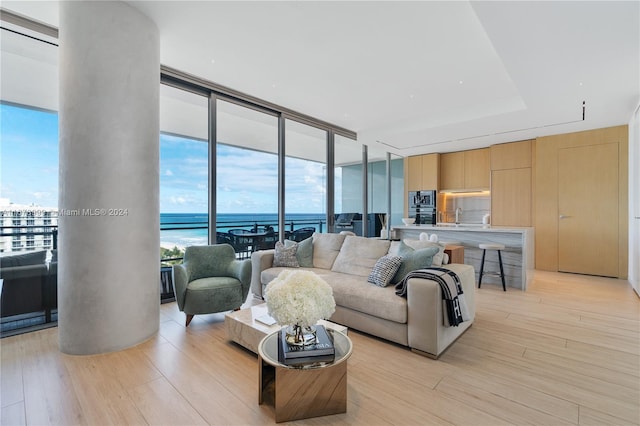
[{"x1": 1, "y1": 271, "x2": 638, "y2": 425}]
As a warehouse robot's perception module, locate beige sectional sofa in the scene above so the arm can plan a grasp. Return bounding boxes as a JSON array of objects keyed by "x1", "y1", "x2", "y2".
[{"x1": 251, "y1": 233, "x2": 476, "y2": 358}]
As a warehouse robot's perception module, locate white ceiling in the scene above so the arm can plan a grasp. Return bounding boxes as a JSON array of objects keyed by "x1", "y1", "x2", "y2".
[{"x1": 2, "y1": 1, "x2": 639, "y2": 157}]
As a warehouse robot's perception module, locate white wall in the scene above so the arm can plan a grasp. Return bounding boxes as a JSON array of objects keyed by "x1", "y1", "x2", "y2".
[{"x1": 629, "y1": 103, "x2": 640, "y2": 296}]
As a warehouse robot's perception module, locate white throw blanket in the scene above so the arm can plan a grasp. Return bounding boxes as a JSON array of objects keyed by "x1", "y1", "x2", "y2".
[{"x1": 395, "y1": 268, "x2": 471, "y2": 327}]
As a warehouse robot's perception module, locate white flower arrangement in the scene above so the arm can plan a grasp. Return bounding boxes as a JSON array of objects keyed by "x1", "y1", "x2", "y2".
[{"x1": 265, "y1": 269, "x2": 336, "y2": 328}]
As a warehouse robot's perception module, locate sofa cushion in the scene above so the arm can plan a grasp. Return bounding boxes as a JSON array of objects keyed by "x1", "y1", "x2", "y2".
[
  {"x1": 322, "y1": 270, "x2": 407, "y2": 323},
  {"x1": 392, "y1": 242, "x2": 440, "y2": 284},
  {"x1": 331, "y1": 235, "x2": 391, "y2": 277},
  {"x1": 261, "y1": 267, "x2": 332, "y2": 288},
  {"x1": 367, "y1": 255, "x2": 402, "y2": 287},
  {"x1": 273, "y1": 241, "x2": 299, "y2": 267},
  {"x1": 0, "y1": 250, "x2": 47, "y2": 268},
  {"x1": 312, "y1": 232, "x2": 346, "y2": 270},
  {"x1": 403, "y1": 239, "x2": 446, "y2": 266}
]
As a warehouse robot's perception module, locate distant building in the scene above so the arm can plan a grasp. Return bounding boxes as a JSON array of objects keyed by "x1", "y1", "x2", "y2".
[{"x1": 0, "y1": 198, "x2": 58, "y2": 254}]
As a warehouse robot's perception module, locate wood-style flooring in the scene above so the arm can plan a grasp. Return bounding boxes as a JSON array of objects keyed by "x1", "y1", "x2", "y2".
[{"x1": 1, "y1": 270, "x2": 638, "y2": 425}]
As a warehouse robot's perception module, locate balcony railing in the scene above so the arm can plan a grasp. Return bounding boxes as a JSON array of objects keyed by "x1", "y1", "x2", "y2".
[
  {"x1": 0, "y1": 218, "x2": 325, "y2": 336},
  {"x1": 160, "y1": 217, "x2": 326, "y2": 262}
]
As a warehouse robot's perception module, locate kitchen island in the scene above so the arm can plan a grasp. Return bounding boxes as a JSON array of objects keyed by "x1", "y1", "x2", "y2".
[{"x1": 393, "y1": 224, "x2": 534, "y2": 290}]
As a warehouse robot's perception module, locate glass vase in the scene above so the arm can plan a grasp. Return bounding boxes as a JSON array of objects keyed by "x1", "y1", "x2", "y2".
[{"x1": 285, "y1": 324, "x2": 318, "y2": 346}]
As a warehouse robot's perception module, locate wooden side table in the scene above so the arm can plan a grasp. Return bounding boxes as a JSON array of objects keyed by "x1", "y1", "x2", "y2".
[
  {"x1": 445, "y1": 245, "x2": 465, "y2": 264},
  {"x1": 258, "y1": 328, "x2": 352, "y2": 423}
]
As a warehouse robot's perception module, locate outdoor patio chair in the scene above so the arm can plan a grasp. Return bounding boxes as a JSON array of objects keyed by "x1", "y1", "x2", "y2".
[
  {"x1": 228, "y1": 229, "x2": 253, "y2": 259},
  {"x1": 289, "y1": 227, "x2": 315, "y2": 242}
]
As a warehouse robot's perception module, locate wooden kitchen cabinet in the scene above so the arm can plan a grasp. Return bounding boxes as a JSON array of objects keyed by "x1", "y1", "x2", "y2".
[
  {"x1": 406, "y1": 153, "x2": 439, "y2": 191},
  {"x1": 406, "y1": 155, "x2": 423, "y2": 191},
  {"x1": 439, "y1": 149, "x2": 489, "y2": 191},
  {"x1": 439, "y1": 152, "x2": 464, "y2": 190},
  {"x1": 490, "y1": 140, "x2": 534, "y2": 227},
  {"x1": 491, "y1": 168, "x2": 532, "y2": 226},
  {"x1": 463, "y1": 148, "x2": 490, "y2": 189},
  {"x1": 491, "y1": 140, "x2": 533, "y2": 170}
]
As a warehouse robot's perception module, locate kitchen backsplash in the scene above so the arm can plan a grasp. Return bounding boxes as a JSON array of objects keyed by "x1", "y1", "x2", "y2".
[{"x1": 440, "y1": 194, "x2": 490, "y2": 224}]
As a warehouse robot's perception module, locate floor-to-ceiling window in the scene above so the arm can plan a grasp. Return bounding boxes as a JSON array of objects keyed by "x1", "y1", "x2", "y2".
[
  {"x1": 0, "y1": 23, "x2": 59, "y2": 336},
  {"x1": 368, "y1": 145, "x2": 389, "y2": 237},
  {"x1": 159, "y1": 84, "x2": 209, "y2": 264},
  {"x1": 334, "y1": 135, "x2": 363, "y2": 235},
  {"x1": 216, "y1": 99, "x2": 279, "y2": 257},
  {"x1": 284, "y1": 119, "x2": 328, "y2": 238}
]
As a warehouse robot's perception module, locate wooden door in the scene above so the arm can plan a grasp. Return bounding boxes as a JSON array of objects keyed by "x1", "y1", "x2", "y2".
[{"x1": 558, "y1": 143, "x2": 619, "y2": 277}]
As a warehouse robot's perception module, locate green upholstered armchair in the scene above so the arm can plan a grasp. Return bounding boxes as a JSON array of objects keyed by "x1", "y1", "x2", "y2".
[{"x1": 172, "y1": 244, "x2": 251, "y2": 326}]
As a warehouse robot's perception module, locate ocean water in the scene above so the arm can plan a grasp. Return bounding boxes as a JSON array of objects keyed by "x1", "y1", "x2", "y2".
[{"x1": 160, "y1": 213, "x2": 325, "y2": 248}]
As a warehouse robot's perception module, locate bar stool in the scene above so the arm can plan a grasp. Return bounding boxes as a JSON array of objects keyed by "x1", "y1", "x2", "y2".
[{"x1": 478, "y1": 243, "x2": 506, "y2": 291}]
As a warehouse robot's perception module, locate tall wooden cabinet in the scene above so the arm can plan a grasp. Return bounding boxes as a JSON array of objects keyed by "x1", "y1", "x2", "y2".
[{"x1": 490, "y1": 140, "x2": 533, "y2": 227}]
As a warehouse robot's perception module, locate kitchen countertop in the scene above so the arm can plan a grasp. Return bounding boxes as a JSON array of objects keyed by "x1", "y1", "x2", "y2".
[
  {"x1": 392, "y1": 224, "x2": 533, "y2": 233},
  {"x1": 393, "y1": 224, "x2": 534, "y2": 290}
]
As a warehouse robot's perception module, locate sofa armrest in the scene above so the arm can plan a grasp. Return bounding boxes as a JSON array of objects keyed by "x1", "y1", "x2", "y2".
[
  {"x1": 250, "y1": 249, "x2": 274, "y2": 299},
  {"x1": 406, "y1": 263, "x2": 476, "y2": 357},
  {"x1": 172, "y1": 263, "x2": 189, "y2": 311},
  {"x1": 228, "y1": 259, "x2": 252, "y2": 300}
]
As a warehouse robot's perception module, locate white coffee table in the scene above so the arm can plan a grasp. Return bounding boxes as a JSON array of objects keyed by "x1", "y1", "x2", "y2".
[{"x1": 225, "y1": 303, "x2": 347, "y2": 354}]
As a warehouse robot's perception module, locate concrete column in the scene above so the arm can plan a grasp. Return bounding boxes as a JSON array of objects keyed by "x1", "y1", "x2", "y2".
[{"x1": 58, "y1": 1, "x2": 160, "y2": 354}]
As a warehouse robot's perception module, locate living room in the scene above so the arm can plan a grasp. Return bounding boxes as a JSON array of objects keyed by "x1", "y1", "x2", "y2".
[{"x1": 1, "y1": 1, "x2": 639, "y2": 425}]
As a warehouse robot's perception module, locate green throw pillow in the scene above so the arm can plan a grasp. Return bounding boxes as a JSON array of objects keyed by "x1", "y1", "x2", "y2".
[
  {"x1": 391, "y1": 242, "x2": 440, "y2": 284},
  {"x1": 285, "y1": 237, "x2": 313, "y2": 267},
  {"x1": 296, "y1": 236, "x2": 314, "y2": 267}
]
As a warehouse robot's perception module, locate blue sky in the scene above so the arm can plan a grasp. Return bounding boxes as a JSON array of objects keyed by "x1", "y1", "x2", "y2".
[
  {"x1": 1, "y1": 103, "x2": 333, "y2": 214},
  {"x1": 0, "y1": 104, "x2": 59, "y2": 208}
]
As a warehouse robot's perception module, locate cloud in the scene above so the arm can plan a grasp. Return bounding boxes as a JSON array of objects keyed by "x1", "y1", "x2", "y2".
[{"x1": 165, "y1": 169, "x2": 174, "y2": 176}]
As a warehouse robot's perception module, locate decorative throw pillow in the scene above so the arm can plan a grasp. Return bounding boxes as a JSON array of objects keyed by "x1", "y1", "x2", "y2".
[
  {"x1": 367, "y1": 255, "x2": 403, "y2": 287},
  {"x1": 403, "y1": 239, "x2": 446, "y2": 266},
  {"x1": 295, "y1": 236, "x2": 314, "y2": 267},
  {"x1": 391, "y1": 242, "x2": 440, "y2": 284},
  {"x1": 273, "y1": 241, "x2": 299, "y2": 267}
]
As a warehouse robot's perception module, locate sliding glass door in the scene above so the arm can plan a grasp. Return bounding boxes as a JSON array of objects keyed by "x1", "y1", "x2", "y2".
[
  {"x1": 284, "y1": 119, "x2": 328, "y2": 237},
  {"x1": 334, "y1": 135, "x2": 363, "y2": 235},
  {"x1": 216, "y1": 99, "x2": 279, "y2": 257},
  {"x1": 159, "y1": 84, "x2": 209, "y2": 262}
]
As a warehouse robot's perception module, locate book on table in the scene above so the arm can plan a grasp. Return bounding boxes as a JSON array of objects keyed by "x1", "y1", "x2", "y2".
[
  {"x1": 277, "y1": 325, "x2": 335, "y2": 365},
  {"x1": 255, "y1": 313, "x2": 277, "y2": 326}
]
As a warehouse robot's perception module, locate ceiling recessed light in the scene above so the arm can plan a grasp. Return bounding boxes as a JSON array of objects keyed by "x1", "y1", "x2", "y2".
[
  {"x1": 271, "y1": 83, "x2": 277, "y2": 88},
  {"x1": 409, "y1": 94, "x2": 415, "y2": 99},
  {"x1": 211, "y1": 59, "x2": 216, "y2": 64},
  {"x1": 578, "y1": 82, "x2": 583, "y2": 86},
  {"x1": 459, "y1": 80, "x2": 464, "y2": 85}
]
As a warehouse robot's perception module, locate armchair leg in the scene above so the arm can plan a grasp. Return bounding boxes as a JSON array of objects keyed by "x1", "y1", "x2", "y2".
[{"x1": 185, "y1": 314, "x2": 194, "y2": 327}]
